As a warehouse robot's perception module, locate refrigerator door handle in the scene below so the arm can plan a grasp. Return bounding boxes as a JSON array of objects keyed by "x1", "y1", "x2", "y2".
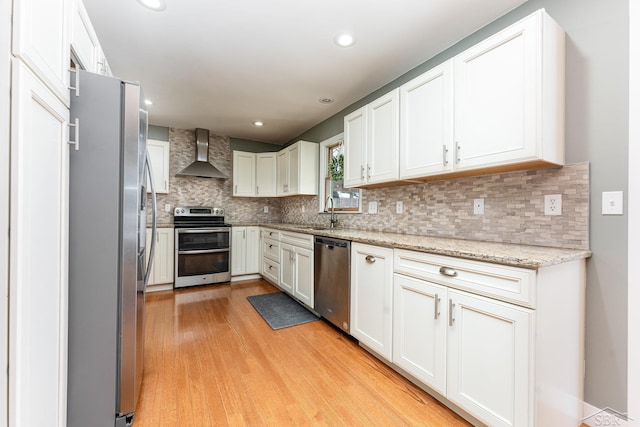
[{"x1": 144, "y1": 149, "x2": 157, "y2": 288}]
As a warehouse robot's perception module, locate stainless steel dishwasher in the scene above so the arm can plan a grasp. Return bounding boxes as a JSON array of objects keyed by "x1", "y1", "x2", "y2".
[{"x1": 314, "y1": 236, "x2": 351, "y2": 333}]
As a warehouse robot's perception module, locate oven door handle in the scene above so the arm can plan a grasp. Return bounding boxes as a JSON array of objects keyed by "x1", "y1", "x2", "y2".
[
  {"x1": 177, "y1": 229, "x2": 230, "y2": 234},
  {"x1": 178, "y1": 248, "x2": 230, "y2": 255}
]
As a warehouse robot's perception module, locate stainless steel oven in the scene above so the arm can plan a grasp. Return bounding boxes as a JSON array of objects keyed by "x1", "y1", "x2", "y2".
[{"x1": 174, "y1": 207, "x2": 231, "y2": 288}]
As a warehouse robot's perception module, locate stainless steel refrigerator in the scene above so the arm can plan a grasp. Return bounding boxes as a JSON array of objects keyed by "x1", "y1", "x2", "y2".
[{"x1": 67, "y1": 70, "x2": 157, "y2": 427}]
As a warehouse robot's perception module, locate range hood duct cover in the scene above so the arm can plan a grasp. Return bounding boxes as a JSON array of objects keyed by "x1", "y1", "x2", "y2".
[{"x1": 177, "y1": 128, "x2": 229, "y2": 179}]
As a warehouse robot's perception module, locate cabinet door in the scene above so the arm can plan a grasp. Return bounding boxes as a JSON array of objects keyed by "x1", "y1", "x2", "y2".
[
  {"x1": 276, "y1": 149, "x2": 289, "y2": 195},
  {"x1": 231, "y1": 227, "x2": 247, "y2": 275},
  {"x1": 245, "y1": 226, "x2": 260, "y2": 275},
  {"x1": 343, "y1": 106, "x2": 367, "y2": 188},
  {"x1": 447, "y1": 289, "x2": 533, "y2": 427},
  {"x1": 454, "y1": 13, "x2": 538, "y2": 169},
  {"x1": 70, "y1": 0, "x2": 98, "y2": 73},
  {"x1": 293, "y1": 247, "x2": 313, "y2": 308},
  {"x1": 256, "y1": 152, "x2": 276, "y2": 197},
  {"x1": 153, "y1": 228, "x2": 174, "y2": 284},
  {"x1": 367, "y1": 89, "x2": 399, "y2": 184},
  {"x1": 350, "y1": 243, "x2": 394, "y2": 361},
  {"x1": 287, "y1": 144, "x2": 300, "y2": 194},
  {"x1": 12, "y1": 0, "x2": 70, "y2": 106},
  {"x1": 393, "y1": 274, "x2": 447, "y2": 394},
  {"x1": 399, "y1": 61, "x2": 453, "y2": 179},
  {"x1": 145, "y1": 229, "x2": 155, "y2": 285},
  {"x1": 232, "y1": 151, "x2": 256, "y2": 197},
  {"x1": 147, "y1": 139, "x2": 170, "y2": 194},
  {"x1": 10, "y1": 60, "x2": 69, "y2": 427},
  {"x1": 279, "y1": 243, "x2": 295, "y2": 295}
]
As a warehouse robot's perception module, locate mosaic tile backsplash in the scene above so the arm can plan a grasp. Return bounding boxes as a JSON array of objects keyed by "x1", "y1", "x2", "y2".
[
  {"x1": 148, "y1": 128, "x2": 282, "y2": 224},
  {"x1": 280, "y1": 163, "x2": 590, "y2": 250},
  {"x1": 149, "y1": 127, "x2": 588, "y2": 251}
]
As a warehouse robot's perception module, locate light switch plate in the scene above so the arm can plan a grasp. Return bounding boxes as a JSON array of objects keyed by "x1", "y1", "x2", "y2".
[
  {"x1": 602, "y1": 191, "x2": 624, "y2": 215},
  {"x1": 368, "y1": 201, "x2": 378, "y2": 214},
  {"x1": 396, "y1": 201, "x2": 403, "y2": 214},
  {"x1": 473, "y1": 198, "x2": 484, "y2": 215}
]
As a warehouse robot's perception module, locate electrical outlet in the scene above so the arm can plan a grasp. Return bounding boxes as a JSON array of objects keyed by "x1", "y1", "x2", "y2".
[
  {"x1": 301, "y1": 205, "x2": 305, "y2": 213},
  {"x1": 602, "y1": 191, "x2": 623, "y2": 215},
  {"x1": 544, "y1": 194, "x2": 562, "y2": 216},
  {"x1": 164, "y1": 203, "x2": 171, "y2": 212},
  {"x1": 263, "y1": 206, "x2": 269, "y2": 213},
  {"x1": 368, "y1": 201, "x2": 378, "y2": 214},
  {"x1": 473, "y1": 198, "x2": 484, "y2": 215},
  {"x1": 396, "y1": 201, "x2": 403, "y2": 214}
]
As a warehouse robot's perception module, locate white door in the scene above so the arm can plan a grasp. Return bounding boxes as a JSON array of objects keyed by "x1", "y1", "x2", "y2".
[
  {"x1": 447, "y1": 289, "x2": 533, "y2": 427},
  {"x1": 343, "y1": 106, "x2": 367, "y2": 187},
  {"x1": 12, "y1": 0, "x2": 70, "y2": 106},
  {"x1": 293, "y1": 247, "x2": 313, "y2": 308},
  {"x1": 287, "y1": 144, "x2": 299, "y2": 194},
  {"x1": 399, "y1": 61, "x2": 453, "y2": 179},
  {"x1": 276, "y1": 149, "x2": 289, "y2": 195},
  {"x1": 350, "y1": 243, "x2": 394, "y2": 361},
  {"x1": 279, "y1": 243, "x2": 295, "y2": 295},
  {"x1": 9, "y1": 60, "x2": 70, "y2": 427},
  {"x1": 256, "y1": 152, "x2": 276, "y2": 197},
  {"x1": 153, "y1": 228, "x2": 174, "y2": 284},
  {"x1": 367, "y1": 89, "x2": 399, "y2": 184},
  {"x1": 232, "y1": 151, "x2": 256, "y2": 197},
  {"x1": 393, "y1": 274, "x2": 447, "y2": 394},
  {"x1": 454, "y1": 13, "x2": 538, "y2": 169},
  {"x1": 231, "y1": 227, "x2": 247, "y2": 275},
  {"x1": 147, "y1": 139, "x2": 170, "y2": 194},
  {"x1": 245, "y1": 227, "x2": 260, "y2": 274}
]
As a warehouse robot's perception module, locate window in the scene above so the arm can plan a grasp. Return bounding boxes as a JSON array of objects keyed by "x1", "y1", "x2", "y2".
[{"x1": 319, "y1": 134, "x2": 361, "y2": 213}]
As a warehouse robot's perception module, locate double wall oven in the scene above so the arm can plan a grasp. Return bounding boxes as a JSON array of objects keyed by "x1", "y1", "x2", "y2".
[{"x1": 174, "y1": 206, "x2": 231, "y2": 288}]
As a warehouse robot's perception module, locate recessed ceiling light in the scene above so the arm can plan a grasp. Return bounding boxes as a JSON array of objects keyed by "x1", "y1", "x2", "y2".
[
  {"x1": 253, "y1": 121, "x2": 264, "y2": 127},
  {"x1": 334, "y1": 33, "x2": 355, "y2": 47},
  {"x1": 136, "y1": 0, "x2": 167, "y2": 11},
  {"x1": 319, "y1": 98, "x2": 335, "y2": 104},
  {"x1": 144, "y1": 99, "x2": 153, "y2": 106}
]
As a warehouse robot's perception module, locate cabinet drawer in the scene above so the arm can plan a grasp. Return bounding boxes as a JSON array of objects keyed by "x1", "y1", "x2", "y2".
[
  {"x1": 261, "y1": 228, "x2": 280, "y2": 240},
  {"x1": 394, "y1": 250, "x2": 536, "y2": 307},
  {"x1": 263, "y1": 237, "x2": 280, "y2": 262},
  {"x1": 280, "y1": 230, "x2": 314, "y2": 250},
  {"x1": 262, "y1": 258, "x2": 279, "y2": 285}
]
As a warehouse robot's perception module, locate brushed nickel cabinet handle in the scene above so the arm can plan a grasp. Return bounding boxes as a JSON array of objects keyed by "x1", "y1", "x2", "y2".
[
  {"x1": 434, "y1": 294, "x2": 440, "y2": 319},
  {"x1": 442, "y1": 145, "x2": 448, "y2": 166},
  {"x1": 449, "y1": 299, "x2": 455, "y2": 326}
]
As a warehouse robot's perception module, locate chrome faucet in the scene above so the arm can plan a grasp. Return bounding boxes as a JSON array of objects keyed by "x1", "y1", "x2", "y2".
[{"x1": 326, "y1": 196, "x2": 338, "y2": 229}]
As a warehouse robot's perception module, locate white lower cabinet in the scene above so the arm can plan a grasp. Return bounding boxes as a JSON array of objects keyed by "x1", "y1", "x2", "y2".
[
  {"x1": 392, "y1": 274, "x2": 447, "y2": 394},
  {"x1": 260, "y1": 228, "x2": 280, "y2": 285},
  {"x1": 145, "y1": 227, "x2": 174, "y2": 287},
  {"x1": 350, "y1": 243, "x2": 394, "y2": 361},
  {"x1": 279, "y1": 231, "x2": 314, "y2": 308},
  {"x1": 231, "y1": 226, "x2": 260, "y2": 276},
  {"x1": 446, "y1": 289, "x2": 532, "y2": 427},
  {"x1": 391, "y1": 249, "x2": 585, "y2": 427}
]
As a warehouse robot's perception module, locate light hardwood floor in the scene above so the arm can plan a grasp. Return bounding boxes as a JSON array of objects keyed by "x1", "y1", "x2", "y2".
[{"x1": 136, "y1": 279, "x2": 472, "y2": 426}]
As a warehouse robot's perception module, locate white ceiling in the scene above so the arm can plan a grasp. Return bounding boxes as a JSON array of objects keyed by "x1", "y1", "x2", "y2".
[{"x1": 83, "y1": 0, "x2": 526, "y2": 144}]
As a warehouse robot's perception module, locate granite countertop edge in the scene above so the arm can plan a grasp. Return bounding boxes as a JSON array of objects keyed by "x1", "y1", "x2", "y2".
[{"x1": 230, "y1": 222, "x2": 592, "y2": 270}]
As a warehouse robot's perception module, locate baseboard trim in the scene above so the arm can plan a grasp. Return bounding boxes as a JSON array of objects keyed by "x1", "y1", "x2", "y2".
[
  {"x1": 146, "y1": 283, "x2": 173, "y2": 293},
  {"x1": 582, "y1": 402, "x2": 631, "y2": 426},
  {"x1": 231, "y1": 274, "x2": 262, "y2": 283}
]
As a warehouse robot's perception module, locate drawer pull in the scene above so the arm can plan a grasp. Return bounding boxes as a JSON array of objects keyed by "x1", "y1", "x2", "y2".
[
  {"x1": 365, "y1": 255, "x2": 376, "y2": 263},
  {"x1": 269, "y1": 244, "x2": 273, "y2": 249},
  {"x1": 268, "y1": 265, "x2": 273, "y2": 270},
  {"x1": 439, "y1": 266, "x2": 458, "y2": 277},
  {"x1": 449, "y1": 299, "x2": 455, "y2": 326}
]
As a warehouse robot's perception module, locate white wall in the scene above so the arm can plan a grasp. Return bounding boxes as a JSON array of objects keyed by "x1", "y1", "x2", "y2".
[{"x1": 628, "y1": 0, "x2": 639, "y2": 424}]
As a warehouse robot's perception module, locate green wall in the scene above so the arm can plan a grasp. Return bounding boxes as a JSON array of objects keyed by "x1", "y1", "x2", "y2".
[
  {"x1": 148, "y1": 125, "x2": 279, "y2": 153},
  {"x1": 292, "y1": 0, "x2": 630, "y2": 412}
]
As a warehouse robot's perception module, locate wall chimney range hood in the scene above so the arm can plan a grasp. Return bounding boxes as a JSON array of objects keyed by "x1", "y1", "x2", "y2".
[{"x1": 177, "y1": 128, "x2": 228, "y2": 179}]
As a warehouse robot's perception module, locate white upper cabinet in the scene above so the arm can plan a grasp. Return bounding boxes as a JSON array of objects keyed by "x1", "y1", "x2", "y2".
[
  {"x1": 454, "y1": 9, "x2": 565, "y2": 170},
  {"x1": 276, "y1": 140, "x2": 319, "y2": 196},
  {"x1": 399, "y1": 61, "x2": 453, "y2": 179},
  {"x1": 147, "y1": 139, "x2": 170, "y2": 194},
  {"x1": 256, "y1": 152, "x2": 277, "y2": 197},
  {"x1": 12, "y1": 0, "x2": 70, "y2": 106},
  {"x1": 70, "y1": 0, "x2": 98, "y2": 73},
  {"x1": 232, "y1": 151, "x2": 256, "y2": 197},
  {"x1": 344, "y1": 89, "x2": 399, "y2": 188}
]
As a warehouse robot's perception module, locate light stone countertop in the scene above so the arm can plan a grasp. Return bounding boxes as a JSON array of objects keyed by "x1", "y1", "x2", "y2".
[
  {"x1": 230, "y1": 222, "x2": 591, "y2": 270},
  {"x1": 147, "y1": 223, "x2": 174, "y2": 228}
]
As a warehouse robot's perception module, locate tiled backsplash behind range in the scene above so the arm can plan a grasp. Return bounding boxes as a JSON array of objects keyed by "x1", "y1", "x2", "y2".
[
  {"x1": 148, "y1": 128, "x2": 281, "y2": 224},
  {"x1": 281, "y1": 162, "x2": 589, "y2": 250}
]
